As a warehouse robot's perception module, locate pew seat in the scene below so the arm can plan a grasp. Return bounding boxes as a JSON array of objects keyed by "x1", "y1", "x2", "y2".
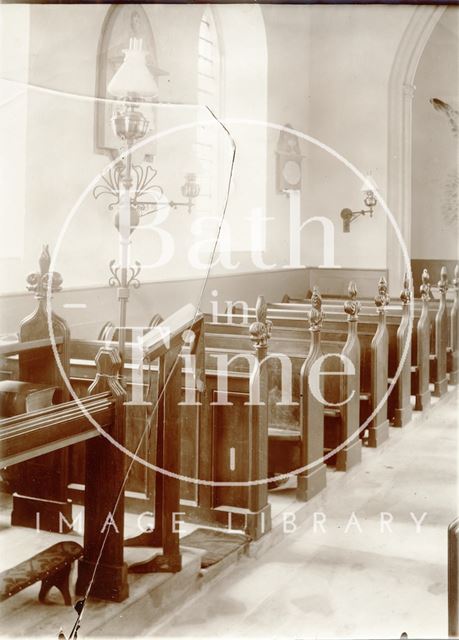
[{"x1": 268, "y1": 427, "x2": 301, "y2": 441}]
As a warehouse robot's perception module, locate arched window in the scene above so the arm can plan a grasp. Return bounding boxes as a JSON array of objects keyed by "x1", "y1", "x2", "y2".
[
  {"x1": 196, "y1": 8, "x2": 221, "y2": 215},
  {"x1": 195, "y1": 5, "x2": 268, "y2": 253}
]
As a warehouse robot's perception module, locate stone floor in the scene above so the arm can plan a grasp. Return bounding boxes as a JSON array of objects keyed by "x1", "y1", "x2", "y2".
[{"x1": 149, "y1": 389, "x2": 458, "y2": 640}]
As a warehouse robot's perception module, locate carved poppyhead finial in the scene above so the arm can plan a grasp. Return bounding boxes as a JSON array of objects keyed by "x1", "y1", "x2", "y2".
[
  {"x1": 400, "y1": 272, "x2": 411, "y2": 305},
  {"x1": 38, "y1": 244, "x2": 51, "y2": 275},
  {"x1": 309, "y1": 286, "x2": 324, "y2": 331},
  {"x1": 374, "y1": 276, "x2": 390, "y2": 312},
  {"x1": 420, "y1": 268, "x2": 431, "y2": 302},
  {"x1": 344, "y1": 281, "x2": 360, "y2": 320},
  {"x1": 26, "y1": 245, "x2": 63, "y2": 300},
  {"x1": 255, "y1": 295, "x2": 268, "y2": 326},
  {"x1": 438, "y1": 266, "x2": 449, "y2": 294},
  {"x1": 249, "y1": 295, "x2": 272, "y2": 349}
]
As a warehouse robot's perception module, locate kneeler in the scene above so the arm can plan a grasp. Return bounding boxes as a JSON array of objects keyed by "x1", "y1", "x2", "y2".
[{"x1": 181, "y1": 528, "x2": 249, "y2": 568}]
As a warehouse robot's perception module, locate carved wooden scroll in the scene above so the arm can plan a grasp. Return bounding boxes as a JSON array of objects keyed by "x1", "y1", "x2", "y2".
[
  {"x1": 298, "y1": 286, "x2": 326, "y2": 500},
  {"x1": 433, "y1": 266, "x2": 449, "y2": 396},
  {"x1": 451, "y1": 265, "x2": 459, "y2": 384},
  {"x1": 415, "y1": 269, "x2": 432, "y2": 410},
  {"x1": 393, "y1": 273, "x2": 412, "y2": 427},
  {"x1": 338, "y1": 282, "x2": 362, "y2": 471},
  {"x1": 369, "y1": 277, "x2": 390, "y2": 446}
]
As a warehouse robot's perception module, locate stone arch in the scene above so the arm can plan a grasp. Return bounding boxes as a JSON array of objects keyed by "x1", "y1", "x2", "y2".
[{"x1": 386, "y1": 5, "x2": 445, "y2": 289}]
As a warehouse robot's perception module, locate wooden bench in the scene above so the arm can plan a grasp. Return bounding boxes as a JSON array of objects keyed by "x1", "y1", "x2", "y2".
[
  {"x1": 210, "y1": 285, "x2": 368, "y2": 490},
  {"x1": 0, "y1": 541, "x2": 82, "y2": 605},
  {"x1": 0, "y1": 348, "x2": 130, "y2": 603},
  {"x1": 221, "y1": 280, "x2": 390, "y2": 447},
  {"x1": 308, "y1": 266, "x2": 457, "y2": 388},
  {"x1": 282, "y1": 278, "x2": 430, "y2": 413},
  {"x1": 67, "y1": 324, "x2": 274, "y2": 538},
  {"x1": 279, "y1": 274, "x2": 426, "y2": 423},
  {"x1": 0, "y1": 246, "x2": 72, "y2": 533},
  {"x1": 0, "y1": 248, "x2": 133, "y2": 602},
  {"x1": 284, "y1": 265, "x2": 457, "y2": 396}
]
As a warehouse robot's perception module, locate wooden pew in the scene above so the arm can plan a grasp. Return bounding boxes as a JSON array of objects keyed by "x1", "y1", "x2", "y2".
[
  {"x1": 431, "y1": 266, "x2": 449, "y2": 396},
  {"x1": 221, "y1": 280, "x2": 391, "y2": 445},
  {"x1": 0, "y1": 246, "x2": 73, "y2": 532},
  {"x1": 68, "y1": 315, "x2": 186, "y2": 517},
  {"x1": 211, "y1": 284, "x2": 366, "y2": 480},
  {"x1": 1, "y1": 390, "x2": 113, "y2": 467},
  {"x1": 414, "y1": 269, "x2": 432, "y2": 411},
  {"x1": 205, "y1": 291, "x2": 328, "y2": 503},
  {"x1": 71, "y1": 306, "x2": 275, "y2": 540},
  {"x1": 71, "y1": 307, "x2": 274, "y2": 541},
  {"x1": 406, "y1": 266, "x2": 455, "y2": 390},
  {"x1": 284, "y1": 265, "x2": 455, "y2": 395},
  {"x1": 280, "y1": 274, "x2": 434, "y2": 421},
  {"x1": 180, "y1": 298, "x2": 272, "y2": 539},
  {"x1": 415, "y1": 267, "x2": 455, "y2": 391},
  {"x1": 391, "y1": 274, "x2": 412, "y2": 427},
  {"x1": 283, "y1": 275, "x2": 431, "y2": 414},
  {"x1": 1, "y1": 346, "x2": 130, "y2": 603},
  {"x1": 67, "y1": 338, "x2": 159, "y2": 515},
  {"x1": 269, "y1": 285, "x2": 362, "y2": 491},
  {"x1": 1, "y1": 248, "x2": 205, "y2": 592},
  {"x1": 66, "y1": 308, "x2": 211, "y2": 580},
  {"x1": 123, "y1": 306, "x2": 206, "y2": 572},
  {"x1": 296, "y1": 288, "x2": 327, "y2": 501}
]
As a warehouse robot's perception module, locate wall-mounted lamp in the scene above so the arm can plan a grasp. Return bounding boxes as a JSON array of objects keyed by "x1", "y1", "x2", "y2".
[{"x1": 340, "y1": 177, "x2": 378, "y2": 232}]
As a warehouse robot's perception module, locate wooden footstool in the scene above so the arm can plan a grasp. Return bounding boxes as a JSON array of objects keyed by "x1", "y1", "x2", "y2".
[{"x1": 0, "y1": 541, "x2": 83, "y2": 605}]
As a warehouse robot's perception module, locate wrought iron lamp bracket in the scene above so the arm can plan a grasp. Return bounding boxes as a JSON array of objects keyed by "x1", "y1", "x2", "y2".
[
  {"x1": 340, "y1": 190, "x2": 377, "y2": 232},
  {"x1": 108, "y1": 259, "x2": 142, "y2": 291}
]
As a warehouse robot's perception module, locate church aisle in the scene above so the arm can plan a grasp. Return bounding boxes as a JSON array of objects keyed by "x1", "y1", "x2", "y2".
[{"x1": 151, "y1": 390, "x2": 458, "y2": 640}]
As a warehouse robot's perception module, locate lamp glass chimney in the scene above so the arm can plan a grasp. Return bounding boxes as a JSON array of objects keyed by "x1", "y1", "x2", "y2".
[{"x1": 108, "y1": 38, "x2": 158, "y2": 100}]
